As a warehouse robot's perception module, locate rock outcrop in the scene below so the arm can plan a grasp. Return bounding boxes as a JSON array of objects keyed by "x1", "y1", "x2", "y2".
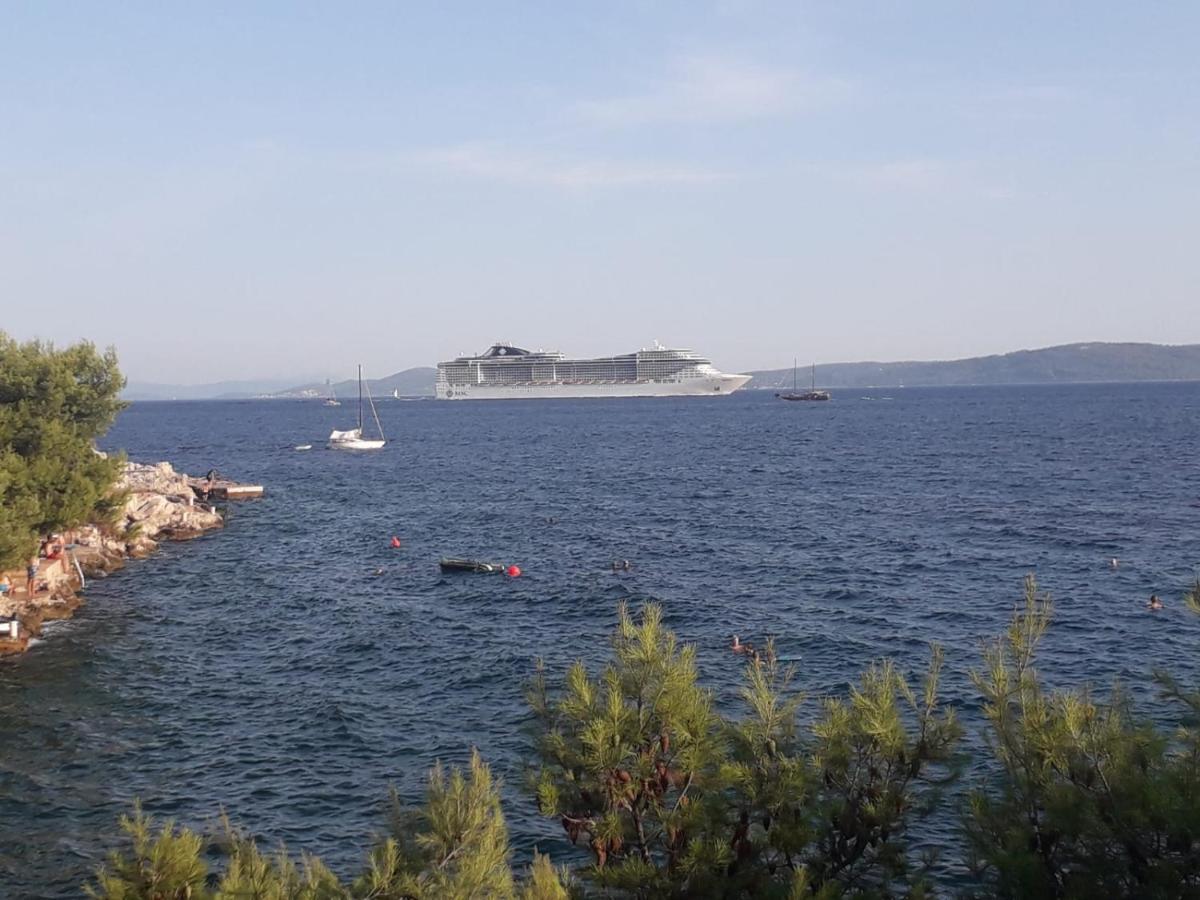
[{"x1": 0, "y1": 461, "x2": 228, "y2": 655}]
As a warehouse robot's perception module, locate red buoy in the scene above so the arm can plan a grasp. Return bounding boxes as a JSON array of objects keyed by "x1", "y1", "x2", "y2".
[
  {"x1": 390, "y1": 536, "x2": 401, "y2": 548},
  {"x1": 506, "y1": 565, "x2": 521, "y2": 577}
]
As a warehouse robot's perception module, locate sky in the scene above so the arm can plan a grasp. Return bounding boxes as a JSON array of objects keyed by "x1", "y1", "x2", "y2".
[{"x1": 2, "y1": 2, "x2": 1198, "y2": 383}]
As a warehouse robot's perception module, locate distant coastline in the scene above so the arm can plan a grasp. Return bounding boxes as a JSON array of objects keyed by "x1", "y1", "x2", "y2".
[
  {"x1": 120, "y1": 341, "x2": 1200, "y2": 400},
  {"x1": 747, "y1": 342, "x2": 1200, "y2": 391}
]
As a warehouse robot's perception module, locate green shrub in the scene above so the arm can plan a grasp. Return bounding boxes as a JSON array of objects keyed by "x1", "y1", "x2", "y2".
[{"x1": 0, "y1": 332, "x2": 126, "y2": 566}]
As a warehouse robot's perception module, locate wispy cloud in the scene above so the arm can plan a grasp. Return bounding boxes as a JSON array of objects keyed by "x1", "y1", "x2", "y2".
[
  {"x1": 576, "y1": 54, "x2": 852, "y2": 127},
  {"x1": 412, "y1": 143, "x2": 731, "y2": 188},
  {"x1": 958, "y1": 82, "x2": 1083, "y2": 124},
  {"x1": 984, "y1": 84, "x2": 1079, "y2": 104},
  {"x1": 804, "y1": 159, "x2": 1014, "y2": 200}
]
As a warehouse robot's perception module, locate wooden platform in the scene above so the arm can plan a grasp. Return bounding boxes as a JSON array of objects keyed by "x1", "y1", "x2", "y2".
[{"x1": 188, "y1": 478, "x2": 264, "y2": 500}]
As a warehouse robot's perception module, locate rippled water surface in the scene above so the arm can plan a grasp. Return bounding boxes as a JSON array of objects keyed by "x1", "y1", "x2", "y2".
[{"x1": 2, "y1": 385, "x2": 1199, "y2": 895}]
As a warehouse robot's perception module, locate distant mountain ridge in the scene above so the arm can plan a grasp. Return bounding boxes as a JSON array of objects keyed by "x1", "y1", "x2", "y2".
[
  {"x1": 122, "y1": 343, "x2": 1200, "y2": 400},
  {"x1": 748, "y1": 343, "x2": 1200, "y2": 390},
  {"x1": 122, "y1": 378, "x2": 317, "y2": 401},
  {"x1": 272, "y1": 367, "x2": 438, "y2": 399}
]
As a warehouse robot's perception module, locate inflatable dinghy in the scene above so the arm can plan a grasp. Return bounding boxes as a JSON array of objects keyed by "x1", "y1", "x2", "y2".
[{"x1": 439, "y1": 558, "x2": 504, "y2": 574}]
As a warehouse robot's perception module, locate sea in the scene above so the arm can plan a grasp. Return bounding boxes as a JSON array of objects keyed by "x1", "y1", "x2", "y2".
[{"x1": 1, "y1": 384, "x2": 1198, "y2": 896}]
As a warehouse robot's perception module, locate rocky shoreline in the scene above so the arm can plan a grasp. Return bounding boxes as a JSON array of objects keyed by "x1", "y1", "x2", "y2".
[{"x1": 0, "y1": 461, "x2": 226, "y2": 656}]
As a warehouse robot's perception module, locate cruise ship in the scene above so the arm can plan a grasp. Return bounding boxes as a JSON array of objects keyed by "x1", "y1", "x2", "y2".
[{"x1": 435, "y1": 342, "x2": 751, "y2": 400}]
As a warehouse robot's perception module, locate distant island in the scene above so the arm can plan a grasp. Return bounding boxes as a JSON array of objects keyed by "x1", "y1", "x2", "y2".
[
  {"x1": 122, "y1": 368, "x2": 437, "y2": 401},
  {"x1": 120, "y1": 343, "x2": 1200, "y2": 400},
  {"x1": 269, "y1": 367, "x2": 438, "y2": 401},
  {"x1": 748, "y1": 342, "x2": 1200, "y2": 390}
]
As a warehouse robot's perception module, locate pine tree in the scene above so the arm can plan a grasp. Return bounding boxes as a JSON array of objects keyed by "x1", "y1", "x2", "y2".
[
  {"x1": 90, "y1": 753, "x2": 568, "y2": 899},
  {"x1": 519, "y1": 852, "x2": 574, "y2": 900},
  {"x1": 718, "y1": 639, "x2": 959, "y2": 898},
  {"x1": 966, "y1": 575, "x2": 1200, "y2": 898},
  {"x1": 86, "y1": 803, "x2": 210, "y2": 900},
  {"x1": 529, "y1": 603, "x2": 959, "y2": 898},
  {"x1": 215, "y1": 818, "x2": 347, "y2": 899},
  {"x1": 354, "y1": 749, "x2": 522, "y2": 899},
  {"x1": 528, "y1": 601, "x2": 726, "y2": 895},
  {"x1": 0, "y1": 332, "x2": 126, "y2": 566},
  {"x1": 806, "y1": 648, "x2": 959, "y2": 895}
]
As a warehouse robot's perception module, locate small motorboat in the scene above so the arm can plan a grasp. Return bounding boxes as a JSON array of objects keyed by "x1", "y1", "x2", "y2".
[
  {"x1": 294, "y1": 444, "x2": 313, "y2": 451},
  {"x1": 439, "y1": 558, "x2": 504, "y2": 574}
]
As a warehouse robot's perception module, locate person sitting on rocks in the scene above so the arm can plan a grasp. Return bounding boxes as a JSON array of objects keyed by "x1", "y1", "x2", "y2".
[{"x1": 0, "y1": 574, "x2": 11, "y2": 595}]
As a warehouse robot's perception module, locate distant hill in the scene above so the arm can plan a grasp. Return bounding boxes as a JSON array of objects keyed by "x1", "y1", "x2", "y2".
[
  {"x1": 274, "y1": 367, "x2": 438, "y2": 399},
  {"x1": 122, "y1": 378, "x2": 316, "y2": 401},
  {"x1": 748, "y1": 343, "x2": 1200, "y2": 390},
  {"x1": 122, "y1": 368, "x2": 437, "y2": 401}
]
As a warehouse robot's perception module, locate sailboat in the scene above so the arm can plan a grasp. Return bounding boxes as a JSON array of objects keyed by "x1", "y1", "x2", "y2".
[
  {"x1": 328, "y1": 366, "x2": 386, "y2": 450},
  {"x1": 323, "y1": 379, "x2": 341, "y2": 407},
  {"x1": 777, "y1": 360, "x2": 831, "y2": 402}
]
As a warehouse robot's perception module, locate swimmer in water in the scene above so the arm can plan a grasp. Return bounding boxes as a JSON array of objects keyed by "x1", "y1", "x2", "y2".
[
  {"x1": 1148, "y1": 594, "x2": 1164, "y2": 611},
  {"x1": 732, "y1": 635, "x2": 758, "y2": 655}
]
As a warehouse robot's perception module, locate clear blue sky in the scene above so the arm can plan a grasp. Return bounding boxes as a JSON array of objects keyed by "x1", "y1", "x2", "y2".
[{"x1": 3, "y1": 2, "x2": 1197, "y2": 382}]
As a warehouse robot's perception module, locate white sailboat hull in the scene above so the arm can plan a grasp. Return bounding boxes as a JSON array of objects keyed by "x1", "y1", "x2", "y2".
[
  {"x1": 328, "y1": 424, "x2": 384, "y2": 451},
  {"x1": 328, "y1": 438, "x2": 385, "y2": 451}
]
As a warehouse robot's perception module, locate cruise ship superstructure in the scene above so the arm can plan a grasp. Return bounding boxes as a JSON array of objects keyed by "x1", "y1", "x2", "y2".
[{"x1": 435, "y1": 342, "x2": 751, "y2": 400}]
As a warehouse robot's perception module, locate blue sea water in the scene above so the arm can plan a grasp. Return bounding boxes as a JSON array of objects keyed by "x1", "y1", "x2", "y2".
[{"x1": 1, "y1": 384, "x2": 1199, "y2": 896}]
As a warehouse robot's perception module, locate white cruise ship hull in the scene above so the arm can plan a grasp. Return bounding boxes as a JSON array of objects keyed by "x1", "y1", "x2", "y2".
[{"x1": 436, "y1": 374, "x2": 751, "y2": 401}]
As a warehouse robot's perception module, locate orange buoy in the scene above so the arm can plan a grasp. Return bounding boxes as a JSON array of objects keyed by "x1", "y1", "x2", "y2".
[
  {"x1": 390, "y1": 536, "x2": 401, "y2": 548},
  {"x1": 506, "y1": 565, "x2": 521, "y2": 577}
]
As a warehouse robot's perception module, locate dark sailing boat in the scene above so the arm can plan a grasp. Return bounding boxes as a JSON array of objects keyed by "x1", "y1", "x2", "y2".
[{"x1": 777, "y1": 360, "x2": 831, "y2": 402}]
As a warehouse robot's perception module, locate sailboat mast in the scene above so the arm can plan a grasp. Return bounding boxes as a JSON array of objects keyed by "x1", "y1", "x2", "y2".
[
  {"x1": 811, "y1": 362, "x2": 816, "y2": 391},
  {"x1": 357, "y1": 365, "x2": 363, "y2": 432},
  {"x1": 793, "y1": 358, "x2": 797, "y2": 392}
]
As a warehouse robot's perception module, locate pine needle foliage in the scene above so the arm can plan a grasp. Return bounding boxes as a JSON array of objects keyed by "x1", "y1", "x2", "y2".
[
  {"x1": 87, "y1": 582, "x2": 1200, "y2": 898},
  {"x1": 354, "y1": 748, "x2": 525, "y2": 899},
  {"x1": 528, "y1": 601, "x2": 724, "y2": 895},
  {"x1": 804, "y1": 648, "x2": 960, "y2": 896},
  {"x1": 87, "y1": 802, "x2": 209, "y2": 900},
  {"x1": 966, "y1": 575, "x2": 1200, "y2": 898},
  {"x1": 215, "y1": 816, "x2": 347, "y2": 899},
  {"x1": 519, "y1": 852, "x2": 574, "y2": 900},
  {"x1": 529, "y1": 603, "x2": 959, "y2": 898},
  {"x1": 90, "y1": 753, "x2": 569, "y2": 899}
]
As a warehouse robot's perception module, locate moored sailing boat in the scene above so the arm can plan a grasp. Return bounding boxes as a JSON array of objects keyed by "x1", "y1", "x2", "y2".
[
  {"x1": 328, "y1": 366, "x2": 386, "y2": 450},
  {"x1": 777, "y1": 360, "x2": 831, "y2": 402}
]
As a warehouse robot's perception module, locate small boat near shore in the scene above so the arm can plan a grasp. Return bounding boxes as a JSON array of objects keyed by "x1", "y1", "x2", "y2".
[
  {"x1": 439, "y1": 558, "x2": 505, "y2": 573},
  {"x1": 323, "y1": 379, "x2": 341, "y2": 407}
]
